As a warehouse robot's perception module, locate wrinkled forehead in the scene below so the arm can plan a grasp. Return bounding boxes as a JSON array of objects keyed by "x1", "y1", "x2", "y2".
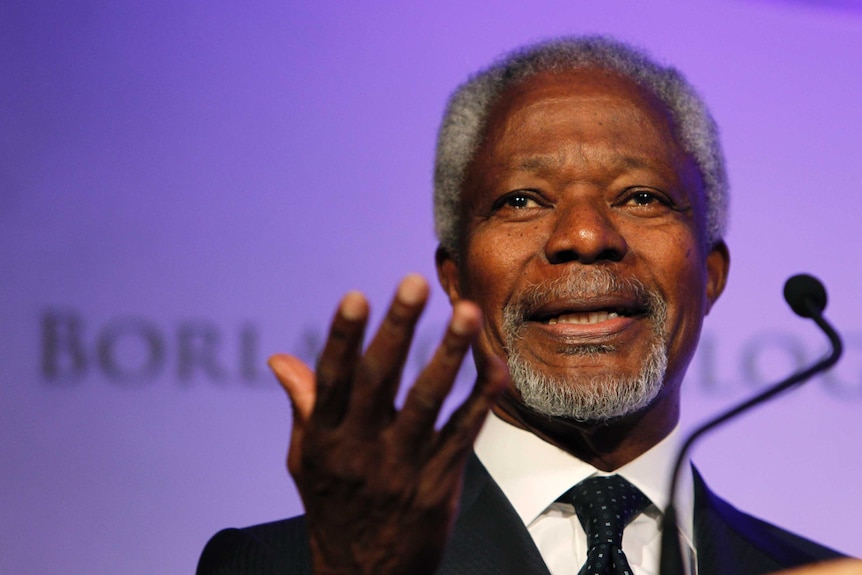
[
  {"x1": 483, "y1": 68, "x2": 681, "y2": 150},
  {"x1": 468, "y1": 69, "x2": 693, "y2": 183}
]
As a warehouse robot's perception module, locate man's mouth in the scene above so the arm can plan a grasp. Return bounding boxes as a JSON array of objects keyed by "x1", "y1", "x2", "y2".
[
  {"x1": 528, "y1": 301, "x2": 643, "y2": 327},
  {"x1": 545, "y1": 310, "x2": 622, "y2": 325}
]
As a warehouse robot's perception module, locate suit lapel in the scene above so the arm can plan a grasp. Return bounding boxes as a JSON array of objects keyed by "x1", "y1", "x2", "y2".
[{"x1": 436, "y1": 453, "x2": 551, "y2": 575}]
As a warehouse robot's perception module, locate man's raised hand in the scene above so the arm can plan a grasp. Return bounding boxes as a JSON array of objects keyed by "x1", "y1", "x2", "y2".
[{"x1": 268, "y1": 274, "x2": 508, "y2": 575}]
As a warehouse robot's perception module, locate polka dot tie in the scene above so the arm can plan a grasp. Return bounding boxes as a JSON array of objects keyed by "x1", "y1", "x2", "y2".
[{"x1": 564, "y1": 475, "x2": 650, "y2": 575}]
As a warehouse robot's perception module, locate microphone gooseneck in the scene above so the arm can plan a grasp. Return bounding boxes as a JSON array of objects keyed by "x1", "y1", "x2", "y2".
[{"x1": 659, "y1": 274, "x2": 843, "y2": 575}]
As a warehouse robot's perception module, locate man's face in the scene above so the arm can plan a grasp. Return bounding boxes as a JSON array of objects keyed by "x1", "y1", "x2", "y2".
[{"x1": 437, "y1": 68, "x2": 728, "y2": 424}]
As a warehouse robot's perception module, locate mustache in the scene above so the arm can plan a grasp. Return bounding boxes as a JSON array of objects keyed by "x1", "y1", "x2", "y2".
[{"x1": 503, "y1": 268, "x2": 664, "y2": 323}]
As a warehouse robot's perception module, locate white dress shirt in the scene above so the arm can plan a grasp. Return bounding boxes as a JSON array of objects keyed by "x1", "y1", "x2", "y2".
[{"x1": 474, "y1": 412, "x2": 697, "y2": 575}]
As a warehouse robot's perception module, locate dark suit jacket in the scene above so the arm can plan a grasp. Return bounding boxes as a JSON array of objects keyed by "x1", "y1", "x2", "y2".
[{"x1": 198, "y1": 455, "x2": 843, "y2": 574}]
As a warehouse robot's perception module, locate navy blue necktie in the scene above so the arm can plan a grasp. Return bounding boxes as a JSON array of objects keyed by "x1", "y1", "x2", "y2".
[{"x1": 564, "y1": 475, "x2": 650, "y2": 575}]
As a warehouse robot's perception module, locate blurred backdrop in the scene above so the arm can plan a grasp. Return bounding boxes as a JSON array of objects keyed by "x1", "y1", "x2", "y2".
[{"x1": 2, "y1": 1, "x2": 862, "y2": 573}]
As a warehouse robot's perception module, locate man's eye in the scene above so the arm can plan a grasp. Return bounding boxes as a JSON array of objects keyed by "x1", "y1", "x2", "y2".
[
  {"x1": 631, "y1": 191, "x2": 659, "y2": 206},
  {"x1": 623, "y1": 190, "x2": 675, "y2": 210},
  {"x1": 503, "y1": 193, "x2": 539, "y2": 209}
]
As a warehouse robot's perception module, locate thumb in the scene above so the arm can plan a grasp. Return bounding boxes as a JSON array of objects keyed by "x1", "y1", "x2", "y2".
[
  {"x1": 269, "y1": 353, "x2": 316, "y2": 425},
  {"x1": 269, "y1": 353, "x2": 316, "y2": 474}
]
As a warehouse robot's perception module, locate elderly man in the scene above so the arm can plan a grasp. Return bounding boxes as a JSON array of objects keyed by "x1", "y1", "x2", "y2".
[{"x1": 198, "y1": 36, "x2": 848, "y2": 574}]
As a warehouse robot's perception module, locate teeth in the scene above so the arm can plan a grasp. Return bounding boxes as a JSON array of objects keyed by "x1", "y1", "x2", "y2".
[{"x1": 547, "y1": 311, "x2": 619, "y2": 325}]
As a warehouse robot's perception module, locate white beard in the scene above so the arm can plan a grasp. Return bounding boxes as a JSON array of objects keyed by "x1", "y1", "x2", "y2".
[{"x1": 502, "y1": 270, "x2": 669, "y2": 422}]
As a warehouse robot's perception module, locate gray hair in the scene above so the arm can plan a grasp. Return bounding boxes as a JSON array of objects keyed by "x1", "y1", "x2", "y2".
[{"x1": 433, "y1": 35, "x2": 728, "y2": 255}]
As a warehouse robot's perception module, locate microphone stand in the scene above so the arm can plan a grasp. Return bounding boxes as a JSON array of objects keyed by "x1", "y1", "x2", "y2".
[{"x1": 659, "y1": 275, "x2": 844, "y2": 575}]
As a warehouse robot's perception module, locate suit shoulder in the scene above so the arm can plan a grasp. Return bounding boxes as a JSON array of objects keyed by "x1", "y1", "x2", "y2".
[
  {"x1": 693, "y1": 469, "x2": 844, "y2": 572},
  {"x1": 197, "y1": 516, "x2": 311, "y2": 575}
]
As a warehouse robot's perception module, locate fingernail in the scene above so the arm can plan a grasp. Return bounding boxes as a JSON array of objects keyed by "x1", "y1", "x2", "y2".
[
  {"x1": 340, "y1": 291, "x2": 366, "y2": 320},
  {"x1": 451, "y1": 311, "x2": 471, "y2": 335},
  {"x1": 268, "y1": 355, "x2": 290, "y2": 378},
  {"x1": 451, "y1": 301, "x2": 479, "y2": 335},
  {"x1": 398, "y1": 274, "x2": 427, "y2": 305}
]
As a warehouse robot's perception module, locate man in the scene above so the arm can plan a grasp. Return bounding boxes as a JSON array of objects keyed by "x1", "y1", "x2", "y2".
[{"x1": 198, "y1": 36, "x2": 850, "y2": 574}]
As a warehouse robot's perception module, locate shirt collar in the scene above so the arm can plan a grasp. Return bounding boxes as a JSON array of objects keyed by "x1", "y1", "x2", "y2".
[{"x1": 474, "y1": 411, "x2": 695, "y2": 550}]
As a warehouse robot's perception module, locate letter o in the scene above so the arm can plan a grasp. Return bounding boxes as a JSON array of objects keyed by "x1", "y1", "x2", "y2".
[
  {"x1": 741, "y1": 332, "x2": 807, "y2": 388},
  {"x1": 97, "y1": 319, "x2": 165, "y2": 383}
]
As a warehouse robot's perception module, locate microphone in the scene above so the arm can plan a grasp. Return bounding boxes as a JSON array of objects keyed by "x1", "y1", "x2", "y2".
[
  {"x1": 659, "y1": 274, "x2": 843, "y2": 575},
  {"x1": 784, "y1": 273, "x2": 828, "y2": 319}
]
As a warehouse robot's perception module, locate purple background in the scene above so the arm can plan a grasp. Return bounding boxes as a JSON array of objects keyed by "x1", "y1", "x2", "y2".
[{"x1": 2, "y1": 1, "x2": 862, "y2": 573}]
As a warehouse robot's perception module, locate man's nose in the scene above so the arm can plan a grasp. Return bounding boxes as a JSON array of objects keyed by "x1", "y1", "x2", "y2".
[{"x1": 543, "y1": 201, "x2": 628, "y2": 264}]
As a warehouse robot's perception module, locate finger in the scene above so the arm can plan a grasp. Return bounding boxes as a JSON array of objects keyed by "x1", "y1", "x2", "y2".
[
  {"x1": 269, "y1": 353, "x2": 316, "y2": 422},
  {"x1": 430, "y1": 353, "x2": 508, "y2": 473},
  {"x1": 312, "y1": 291, "x2": 369, "y2": 428},
  {"x1": 411, "y1": 354, "x2": 507, "y2": 508},
  {"x1": 346, "y1": 274, "x2": 429, "y2": 431},
  {"x1": 268, "y1": 353, "x2": 316, "y2": 474},
  {"x1": 393, "y1": 300, "x2": 483, "y2": 449}
]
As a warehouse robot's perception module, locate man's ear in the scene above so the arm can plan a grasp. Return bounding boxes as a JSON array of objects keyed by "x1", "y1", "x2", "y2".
[
  {"x1": 705, "y1": 239, "x2": 730, "y2": 314},
  {"x1": 435, "y1": 245, "x2": 463, "y2": 304}
]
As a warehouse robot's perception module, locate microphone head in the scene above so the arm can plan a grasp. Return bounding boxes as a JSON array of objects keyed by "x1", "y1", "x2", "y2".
[{"x1": 783, "y1": 273, "x2": 827, "y2": 318}]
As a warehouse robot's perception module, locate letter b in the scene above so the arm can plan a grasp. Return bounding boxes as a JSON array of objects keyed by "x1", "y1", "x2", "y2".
[{"x1": 41, "y1": 311, "x2": 87, "y2": 381}]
